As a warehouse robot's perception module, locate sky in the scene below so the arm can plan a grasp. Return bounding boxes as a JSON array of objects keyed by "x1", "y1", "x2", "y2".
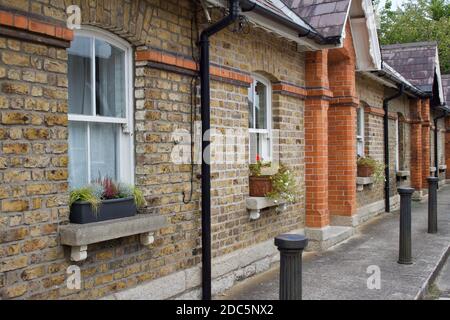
[{"x1": 377, "y1": 0, "x2": 407, "y2": 10}]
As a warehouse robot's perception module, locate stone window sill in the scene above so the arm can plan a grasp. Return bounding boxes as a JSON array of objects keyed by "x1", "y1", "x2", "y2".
[
  {"x1": 246, "y1": 197, "x2": 287, "y2": 220},
  {"x1": 396, "y1": 170, "x2": 410, "y2": 181},
  {"x1": 356, "y1": 176, "x2": 374, "y2": 192},
  {"x1": 60, "y1": 214, "x2": 167, "y2": 261}
]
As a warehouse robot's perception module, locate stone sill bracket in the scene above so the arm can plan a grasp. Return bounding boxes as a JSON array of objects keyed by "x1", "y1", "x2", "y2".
[
  {"x1": 69, "y1": 232, "x2": 155, "y2": 262},
  {"x1": 246, "y1": 197, "x2": 287, "y2": 220},
  {"x1": 396, "y1": 170, "x2": 411, "y2": 181},
  {"x1": 60, "y1": 215, "x2": 167, "y2": 262},
  {"x1": 356, "y1": 177, "x2": 374, "y2": 192}
]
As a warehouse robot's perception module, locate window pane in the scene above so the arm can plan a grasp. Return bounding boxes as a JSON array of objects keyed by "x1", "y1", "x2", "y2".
[
  {"x1": 68, "y1": 36, "x2": 93, "y2": 115},
  {"x1": 90, "y1": 123, "x2": 119, "y2": 181},
  {"x1": 250, "y1": 131, "x2": 270, "y2": 163},
  {"x1": 357, "y1": 108, "x2": 364, "y2": 136},
  {"x1": 95, "y1": 39, "x2": 126, "y2": 118},
  {"x1": 357, "y1": 139, "x2": 364, "y2": 157},
  {"x1": 255, "y1": 81, "x2": 267, "y2": 129},
  {"x1": 68, "y1": 122, "x2": 89, "y2": 188},
  {"x1": 248, "y1": 85, "x2": 254, "y2": 128}
]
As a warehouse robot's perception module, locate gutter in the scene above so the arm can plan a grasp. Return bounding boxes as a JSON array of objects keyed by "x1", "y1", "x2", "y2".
[
  {"x1": 383, "y1": 84, "x2": 404, "y2": 212},
  {"x1": 242, "y1": 1, "x2": 339, "y2": 44},
  {"x1": 238, "y1": 0, "x2": 341, "y2": 45},
  {"x1": 369, "y1": 62, "x2": 429, "y2": 98},
  {"x1": 199, "y1": 0, "x2": 240, "y2": 301}
]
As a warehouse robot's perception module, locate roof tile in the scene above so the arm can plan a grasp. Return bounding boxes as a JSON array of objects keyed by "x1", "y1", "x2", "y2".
[
  {"x1": 282, "y1": 0, "x2": 350, "y2": 38},
  {"x1": 381, "y1": 42, "x2": 439, "y2": 93}
]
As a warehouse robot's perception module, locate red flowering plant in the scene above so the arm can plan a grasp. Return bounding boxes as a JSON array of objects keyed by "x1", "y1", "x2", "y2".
[
  {"x1": 69, "y1": 176, "x2": 146, "y2": 212},
  {"x1": 100, "y1": 177, "x2": 119, "y2": 199},
  {"x1": 249, "y1": 154, "x2": 271, "y2": 177}
]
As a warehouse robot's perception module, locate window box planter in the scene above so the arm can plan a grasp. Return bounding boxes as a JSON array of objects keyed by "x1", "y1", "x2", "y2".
[
  {"x1": 70, "y1": 197, "x2": 137, "y2": 224},
  {"x1": 357, "y1": 164, "x2": 374, "y2": 177},
  {"x1": 249, "y1": 176, "x2": 273, "y2": 197}
]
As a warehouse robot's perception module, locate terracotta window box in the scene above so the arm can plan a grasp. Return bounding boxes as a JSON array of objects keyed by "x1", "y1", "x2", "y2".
[{"x1": 249, "y1": 176, "x2": 273, "y2": 197}]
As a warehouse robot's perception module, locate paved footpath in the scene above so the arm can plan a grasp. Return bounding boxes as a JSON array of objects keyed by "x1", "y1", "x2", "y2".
[{"x1": 219, "y1": 186, "x2": 450, "y2": 300}]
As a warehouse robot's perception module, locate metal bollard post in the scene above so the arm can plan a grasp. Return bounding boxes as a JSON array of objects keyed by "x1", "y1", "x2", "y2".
[
  {"x1": 427, "y1": 177, "x2": 439, "y2": 234},
  {"x1": 274, "y1": 234, "x2": 308, "y2": 300},
  {"x1": 397, "y1": 187, "x2": 414, "y2": 265}
]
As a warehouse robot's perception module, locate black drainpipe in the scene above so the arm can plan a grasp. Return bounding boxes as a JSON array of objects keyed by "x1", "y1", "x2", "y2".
[
  {"x1": 434, "y1": 109, "x2": 447, "y2": 178},
  {"x1": 383, "y1": 84, "x2": 404, "y2": 212},
  {"x1": 199, "y1": 0, "x2": 239, "y2": 300}
]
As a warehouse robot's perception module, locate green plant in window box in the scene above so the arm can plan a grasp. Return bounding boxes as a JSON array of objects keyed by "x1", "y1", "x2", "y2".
[
  {"x1": 69, "y1": 177, "x2": 147, "y2": 224},
  {"x1": 357, "y1": 156, "x2": 385, "y2": 184},
  {"x1": 266, "y1": 165, "x2": 299, "y2": 204}
]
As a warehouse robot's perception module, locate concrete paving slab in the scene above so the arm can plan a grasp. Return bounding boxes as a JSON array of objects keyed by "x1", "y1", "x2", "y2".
[
  {"x1": 436, "y1": 256, "x2": 450, "y2": 295},
  {"x1": 218, "y1": 185, "x2": 450, "y2": 300}
]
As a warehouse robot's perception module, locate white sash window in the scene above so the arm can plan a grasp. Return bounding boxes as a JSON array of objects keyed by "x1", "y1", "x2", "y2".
[
  {"x1": 67, "y1": 27, "x2": 134, "y2": 188},
  {"x1": 356, "y1": 106, "x2": 365, "y2": 157},
  {"x1": 248, "y1": 75, "x2": 272, "y2": 163}
]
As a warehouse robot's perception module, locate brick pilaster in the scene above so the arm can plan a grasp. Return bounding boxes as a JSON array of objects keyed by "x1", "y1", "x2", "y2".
[
  {"x1": 410, "y1": 99, "x2": 423, "y2": 190},
  {"x1": 327, "y1": 55, "x2": 358, "y2": 217},
  {"x1": 305, "y1": 50, "x2": 331, "y2": 228},
  {"x1": 421, "y1": 98, "x2": 431, "y2": 188}
]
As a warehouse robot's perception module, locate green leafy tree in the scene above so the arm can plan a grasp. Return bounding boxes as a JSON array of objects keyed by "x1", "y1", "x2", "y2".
[{"x1": 376, "y1": 0, "x2": 450, "y2": 73}]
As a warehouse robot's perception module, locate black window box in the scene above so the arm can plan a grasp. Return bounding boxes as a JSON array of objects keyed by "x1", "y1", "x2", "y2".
[{"x1": 70, "y1": 197, "x2": 137, "y2": 224}]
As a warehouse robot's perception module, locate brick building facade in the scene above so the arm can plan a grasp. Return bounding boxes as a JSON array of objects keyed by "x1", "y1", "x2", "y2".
[{"x1": 0, "y1": 0, "x2": 448, "y2": 299}]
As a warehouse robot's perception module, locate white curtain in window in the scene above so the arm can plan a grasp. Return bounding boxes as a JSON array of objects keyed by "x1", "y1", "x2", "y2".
[
  {"x1": 95, "y1": 39, "x2": 126, "y2": 118},
  {"x1": 90, "y1": 123, "x2": 119, "y2": 181},
  {"x1": 68, "y1": 36, "x2": 92, "y2": 115},
  {"x1": 68, "y1": 122, "x2": 88, "y2": 188}
]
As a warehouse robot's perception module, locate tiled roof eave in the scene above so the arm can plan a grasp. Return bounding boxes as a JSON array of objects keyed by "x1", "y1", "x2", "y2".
[{"x1": 369, "y1": 62, "x2": 430, "y2": 98}]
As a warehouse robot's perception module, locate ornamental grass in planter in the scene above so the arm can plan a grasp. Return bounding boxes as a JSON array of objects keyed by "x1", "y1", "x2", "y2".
[{"x1": 69, "y1": 177, "x2": 146, "y2": 224}]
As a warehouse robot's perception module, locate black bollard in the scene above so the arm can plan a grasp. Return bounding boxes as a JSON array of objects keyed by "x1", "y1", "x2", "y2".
[
  {"x1": 427, "y1": 177, "x2": 439, "y2": 234},
  {"x1": 274, "y1": 234, "x2": 308, "y2": 300},
  {"x1": 397, "y1": 187, "x2": 414, "y2": 265}
]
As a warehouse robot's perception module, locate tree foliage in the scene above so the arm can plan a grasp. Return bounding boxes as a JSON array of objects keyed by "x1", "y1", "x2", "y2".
[{"x1": 376, "y1": 0, "x2": 450, "y2": 73}]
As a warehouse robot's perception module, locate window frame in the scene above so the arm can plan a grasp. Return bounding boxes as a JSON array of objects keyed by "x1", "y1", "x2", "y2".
[
  {"x1": 68, "y1": 26, "x2": 135, "y2": 186},
  {"x1": 356, "y1": 106, "x2": 365, "y2": 157},
  {"x1": 248, "y1": 74, "x2": 272, "y2": 162},
  {"x1": 395, "y1": 118, "x2": 400, "y2": 171},
  {"x1": 438, "y1": 129, "x2": 444, "y2": 165}
]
